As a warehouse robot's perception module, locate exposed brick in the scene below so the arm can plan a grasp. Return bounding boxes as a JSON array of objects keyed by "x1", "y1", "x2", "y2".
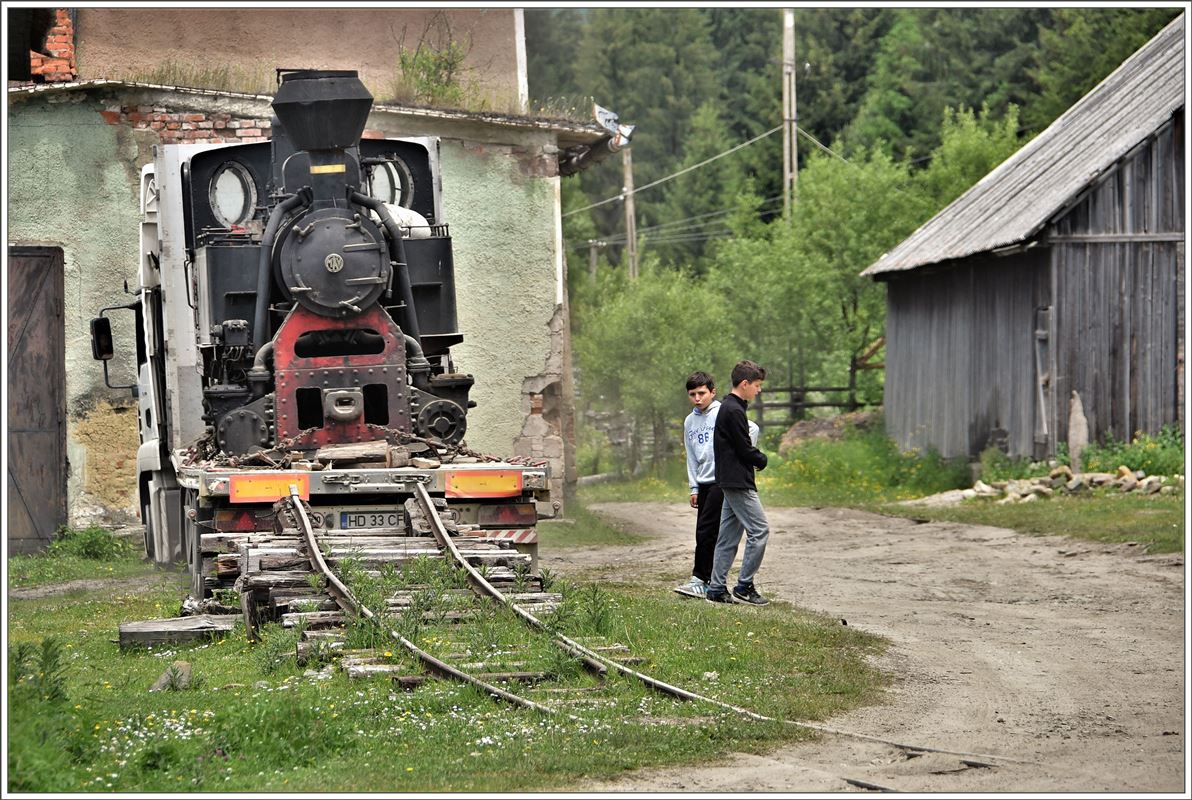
[
  {"x1": 99, "y1": 110, "x2": 121, "y2": 125},
  {"x1": 214, "y1": 120, "x2": 227, "y2": 129},
  {"x1": 184, "y1": 113, "x2": 205, "y2": 123},
  {"x1": 166, "y1": 122, "x2": 180, "y2": 130},
  {"x1": 239, "y1": 128, "x2": 261, "y2": 137},
  {"x1": 226, "y1": 120, "x2": 240, "y2": 129},
  {"x1": 125, "y1": 112, "x2": 145, "y2": 124},
  {"x1": 197, "y1": 121, "x2": 213, "y2": 129},
  {"x1": 180, "y1": 122, "x2": 194, "y2": 130},
  {"x1": 150, "y1": 121, "x2": 164, "y2": 130}
]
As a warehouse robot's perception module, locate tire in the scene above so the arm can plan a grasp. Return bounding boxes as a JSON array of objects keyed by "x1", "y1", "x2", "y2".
[{"x1": 142, "y1": 502, "x2": 156, "y2": 562}]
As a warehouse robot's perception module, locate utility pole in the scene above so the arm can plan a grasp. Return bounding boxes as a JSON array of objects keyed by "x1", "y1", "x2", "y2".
[
  {"x1": 622, "y1": 147, "x2": 638, "y2": 280},
  {"x1": 587, "y1": 239, "x2": 601, "y2": 279},
  {"x1": 782, "y1": 8, "x2": 798, "y2": 223}
]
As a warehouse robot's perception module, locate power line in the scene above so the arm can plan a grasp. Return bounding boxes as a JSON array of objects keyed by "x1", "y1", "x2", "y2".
[{"x1": 562, "y1": 125, "x2": 783, "y2": 218}]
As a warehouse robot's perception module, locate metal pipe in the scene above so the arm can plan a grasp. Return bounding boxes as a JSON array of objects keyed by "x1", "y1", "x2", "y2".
[
  {"x1": 350, "y1": 191, "x2": 421, "y2": 343},
  {"x1": 253, "y1": 190, "x2": 310, "y2": 352}
]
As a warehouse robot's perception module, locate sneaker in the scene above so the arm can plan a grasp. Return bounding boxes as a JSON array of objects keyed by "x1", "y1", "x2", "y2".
[
  {"x1": 731, "y1": 584, "x2": 769, "y2": 606},
  {"x1": 705, "y1": 588, "x2": 736, "y2": 604},
  {"x1": 673, "y1": 577, "x2": 708, "y2": 599}
]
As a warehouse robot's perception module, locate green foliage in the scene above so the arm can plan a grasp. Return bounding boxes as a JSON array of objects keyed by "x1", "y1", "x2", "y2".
[
  {"x1": 915, "y1": 104, "x2": 1024, "y2": 208},
  {"x1": 763, "y1": 424, "x2": 970, "y2": 505},
  {"x1": 48, "y1": 525, "x2": 133, "y2": 560},
  {"x1": 573, "y1": 261, "x2": 735, "y2": 468},
  {"x1": 1026, "y1": 8, "x2": 1182, "y2": 130},
  {"x1": 977, "y1": 446, "x2": 1049, "y2": 483},
  {"x1": 1083, "y1": 426, "x2": 1185, "y2": 477},
  {"x1": 253, "y1": 622, "x2": 303, "y2": 675},
  {"x1": 388, "y1": 12, "x2": 484, "y2": 109},
  {"x1": 9, "y1": 637, "x2": 69, "y2": 704}
]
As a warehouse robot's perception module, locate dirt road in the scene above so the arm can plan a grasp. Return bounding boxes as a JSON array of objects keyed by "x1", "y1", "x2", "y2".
[{"x1": 543, "y1": 502, "x2": 1186, "y2": 793}]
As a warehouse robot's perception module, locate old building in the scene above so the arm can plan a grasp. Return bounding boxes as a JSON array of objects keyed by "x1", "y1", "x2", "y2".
[
  {"x1": 862, "y1": 15, "x2": 1185, "y2": 461},
  {"x1": 7, "y1": 9, "x2": 614, "y2": 552}
]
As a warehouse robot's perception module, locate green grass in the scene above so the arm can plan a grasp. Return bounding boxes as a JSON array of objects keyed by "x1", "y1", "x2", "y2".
[
  {"x1": 574, "y1": 423, "x2": 1184, "y2": 555},
  {"x1": 8, "y1": 554, "x2": 886, "y2": 792},
  {"x1": 538, "y1": 500, "x2": 648, "y2": 547},
  {"x1": 8, "y1": 527, "x2": 150, "y2": 589},
  {"x1": 882, "y1": 491, "x2": 1185, "y2": 554}
]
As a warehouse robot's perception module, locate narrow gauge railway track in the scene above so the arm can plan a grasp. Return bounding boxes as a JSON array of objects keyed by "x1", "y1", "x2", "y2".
[{"x1": 283, "y1": 485, "x2": 1046, "y2": 789}]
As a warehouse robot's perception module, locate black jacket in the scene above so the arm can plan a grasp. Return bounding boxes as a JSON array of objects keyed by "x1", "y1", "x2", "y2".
[{"x1": 713, "y1": 392, "x2": 767, "y2": 490}]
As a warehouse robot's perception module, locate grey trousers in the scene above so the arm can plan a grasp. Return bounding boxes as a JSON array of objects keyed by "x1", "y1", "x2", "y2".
[{"x1": 708, "y1": 487, "x2": 770, "y2": 592}]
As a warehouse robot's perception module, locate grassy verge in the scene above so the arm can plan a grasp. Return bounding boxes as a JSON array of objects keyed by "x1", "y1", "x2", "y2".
[
  {"x1": 8, "y1": 527, "x2": 149, "y2": 589},
  {"x1": 574, "y1": 423, "x2": 1185, "y2": 555},
  {"x1": 882, "y1": 491, "x2": 1185, "y2": 553},
  {"x1": 537, "y1": 500, "x2": 647, "y2": 548},
  {"x1": 8, "y1": 553, "x2": 886, "y2": 792}
]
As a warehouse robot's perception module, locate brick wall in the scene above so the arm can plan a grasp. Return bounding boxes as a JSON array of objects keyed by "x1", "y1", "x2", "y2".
[
  {"x1": 29, "y1": 8, "x2": 76, "y2": 82},
  {"x1": 99, "y1": 105, "x2": 272, "y2": 144}
]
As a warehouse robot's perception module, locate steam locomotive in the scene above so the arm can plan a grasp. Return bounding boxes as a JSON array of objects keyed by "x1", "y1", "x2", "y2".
[{"x1": 92, "y1": 70, "x2": 550, "y2": 595}]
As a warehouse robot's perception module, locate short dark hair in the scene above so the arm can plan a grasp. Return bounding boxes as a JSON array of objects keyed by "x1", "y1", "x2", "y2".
[
  {"x1": 686, "y1": 371, "x2": 715, "y2": 392},
  {"x1": 730, "y1": 360, "x2": 766, "y2": 387}
]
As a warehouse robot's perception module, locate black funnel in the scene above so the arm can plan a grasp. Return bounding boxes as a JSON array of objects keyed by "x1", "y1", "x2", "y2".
[{"x1": 272, "y1": 70, "x2": 373, "y2": 151}]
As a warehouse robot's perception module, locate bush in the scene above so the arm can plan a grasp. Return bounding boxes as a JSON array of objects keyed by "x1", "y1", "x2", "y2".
[
  {"x1": 47, "y1": 526, "x2": 132, "y2": 560},
  {"x1": 765, "y1": 422, "x2": 970, "y2": 503},
  {"x1": 1083, "y1": 425, "x2": 1185, "y2": 476},
  {"x1": 977, "y1": 447, "x2": 1050, "y2": 482}
]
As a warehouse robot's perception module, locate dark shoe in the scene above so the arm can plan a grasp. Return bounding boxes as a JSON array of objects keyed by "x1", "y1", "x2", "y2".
[
  {"x1": 705, "y1": 589, "x2": 735, "y2": 604},
  {"x1": 732, "y1": 584, "x2": 769, "y2": 606}
]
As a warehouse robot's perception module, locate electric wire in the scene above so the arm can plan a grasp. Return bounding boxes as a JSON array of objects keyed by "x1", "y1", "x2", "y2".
[{"x1": 562, "y1": 125, "x2": 782, "y2": 218}]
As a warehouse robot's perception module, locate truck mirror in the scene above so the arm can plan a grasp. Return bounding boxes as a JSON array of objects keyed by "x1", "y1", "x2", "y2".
[{"x1": 90, "y1": 317, "x2": 114, "y2": 361}]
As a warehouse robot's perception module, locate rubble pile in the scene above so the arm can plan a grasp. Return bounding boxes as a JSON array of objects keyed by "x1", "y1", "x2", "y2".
[{"x1": 903, "y1": 465, "x2": 1183, "y2": 507}]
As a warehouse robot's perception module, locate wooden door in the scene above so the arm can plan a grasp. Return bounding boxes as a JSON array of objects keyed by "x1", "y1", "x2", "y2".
[{"x1": 7, "y1": 246, "x2": 67, "y2": 553}]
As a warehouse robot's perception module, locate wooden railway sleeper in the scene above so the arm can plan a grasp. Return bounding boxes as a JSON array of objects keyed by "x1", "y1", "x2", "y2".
[{"x1": 287, "y1": 485, "x2": 564, "y2": 718}]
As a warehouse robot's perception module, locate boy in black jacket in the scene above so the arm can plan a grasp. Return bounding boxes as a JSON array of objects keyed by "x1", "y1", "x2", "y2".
[{"x1": 706, "y1": 360, "x2": 771, "y2": 605}]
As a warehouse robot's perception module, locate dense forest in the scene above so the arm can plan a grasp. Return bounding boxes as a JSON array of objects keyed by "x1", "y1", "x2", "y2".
[{"x1": 524, "y1": 7, "x2": 1181, "y2": 468}]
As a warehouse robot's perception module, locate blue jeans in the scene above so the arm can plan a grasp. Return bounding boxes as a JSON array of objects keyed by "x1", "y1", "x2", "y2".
[{"x1": 708, "y1": 488, "x2": 770, "y2": 593}]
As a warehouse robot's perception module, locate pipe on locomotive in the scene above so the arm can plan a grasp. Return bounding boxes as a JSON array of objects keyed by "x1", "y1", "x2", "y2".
[{"x1": 252, "y1": 190, "x2": 309, "y2": 353}]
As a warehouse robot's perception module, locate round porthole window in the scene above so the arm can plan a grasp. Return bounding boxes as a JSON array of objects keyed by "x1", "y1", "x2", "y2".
[
  {"x1": 366, "y1": 159, "x2": 413, "y2": 208},
  {"x1": 209, "y1": 161, "x2": 257, "y2": 227}
]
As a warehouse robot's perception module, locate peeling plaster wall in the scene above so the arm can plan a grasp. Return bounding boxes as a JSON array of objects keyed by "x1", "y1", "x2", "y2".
[
  {"x1": 74, "y1": 8, "x2": 522, "y2": 111},
  {"x1": 8, "y1": 95, "x2": 145, "y2": 523},
  {"x1": 438, "y1": 141, "x2": 562, "y2": 458}
]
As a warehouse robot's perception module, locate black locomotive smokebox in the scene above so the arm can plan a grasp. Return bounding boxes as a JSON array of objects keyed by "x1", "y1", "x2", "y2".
[{"x1": 272, "y1": 70, "x2": 373, "y2": 151}]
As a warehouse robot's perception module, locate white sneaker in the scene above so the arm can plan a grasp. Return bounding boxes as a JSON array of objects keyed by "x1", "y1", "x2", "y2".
[{"x1": 673, "y1": 577, "x2": 707, "y2": 599}]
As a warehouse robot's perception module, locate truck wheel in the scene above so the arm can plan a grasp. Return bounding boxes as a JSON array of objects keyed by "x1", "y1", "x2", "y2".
[{"x1": 142, "y1": 502, "x2": 156, "y2": 562}]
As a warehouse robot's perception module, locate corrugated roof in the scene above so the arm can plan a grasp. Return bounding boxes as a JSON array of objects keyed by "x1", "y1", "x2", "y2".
[{"x1": 862, "y1": 14, "x2": 1185, "y2": 278}]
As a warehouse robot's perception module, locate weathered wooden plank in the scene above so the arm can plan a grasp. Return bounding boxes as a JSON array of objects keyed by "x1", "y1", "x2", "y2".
[{"x1": 118, "y1": 615, "x2": 237, "y2": 649}]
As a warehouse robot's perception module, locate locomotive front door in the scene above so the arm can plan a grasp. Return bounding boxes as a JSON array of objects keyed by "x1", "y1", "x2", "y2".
[{"x1": 7, "y1": 246, "x2": 67, "y2": 553}]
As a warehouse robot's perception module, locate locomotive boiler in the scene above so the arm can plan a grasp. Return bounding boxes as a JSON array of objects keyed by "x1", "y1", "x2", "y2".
[{"x1": 92, "y1": 70, "x2": 550, "y2": 597}]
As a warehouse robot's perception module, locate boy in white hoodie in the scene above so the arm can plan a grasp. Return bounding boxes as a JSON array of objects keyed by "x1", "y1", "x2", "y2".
[
  {"x1": 674, "y1": 371, "x2": 759, "y2": 598},
  {"x1": 675, "y1": 372, "x2": 722, "y2": 598}
]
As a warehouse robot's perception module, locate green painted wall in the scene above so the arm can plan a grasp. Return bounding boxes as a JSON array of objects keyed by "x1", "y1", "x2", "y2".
[
  {"x1": 439, "y1": 140, "x2": 561, "y2": 455},
  {"x1": 8, "y1": 95, "x2": 145, "y2": 519}
]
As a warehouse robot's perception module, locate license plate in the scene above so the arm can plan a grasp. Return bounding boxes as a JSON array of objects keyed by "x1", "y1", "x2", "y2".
[{"x1": 339, "y1": 509, "x2": 404, "y2": 529}]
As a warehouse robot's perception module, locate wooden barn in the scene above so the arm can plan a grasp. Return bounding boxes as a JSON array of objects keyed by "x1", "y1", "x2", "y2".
[{"x1": 862, "y1": 15, "x2": 1185, "y2": 461}]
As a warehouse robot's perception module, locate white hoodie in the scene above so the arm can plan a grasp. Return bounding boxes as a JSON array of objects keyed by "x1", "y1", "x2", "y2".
[{"x1": 685, "y1": 401, "x2": 759, "y2": 493}]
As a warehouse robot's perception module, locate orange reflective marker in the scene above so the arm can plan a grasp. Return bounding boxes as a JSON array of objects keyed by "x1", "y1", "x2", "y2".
[
  {"x1": 229, "y1": 472, "x2": 311, "y2": 503},
  {"x1": 444, "y1": 470, "x2": 524, "y2": 498}
]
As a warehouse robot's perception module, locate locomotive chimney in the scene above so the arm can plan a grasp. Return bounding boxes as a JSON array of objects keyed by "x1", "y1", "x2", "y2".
[{"x1": 272, "y1": 69, "x2": 373, "y2": 152}]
